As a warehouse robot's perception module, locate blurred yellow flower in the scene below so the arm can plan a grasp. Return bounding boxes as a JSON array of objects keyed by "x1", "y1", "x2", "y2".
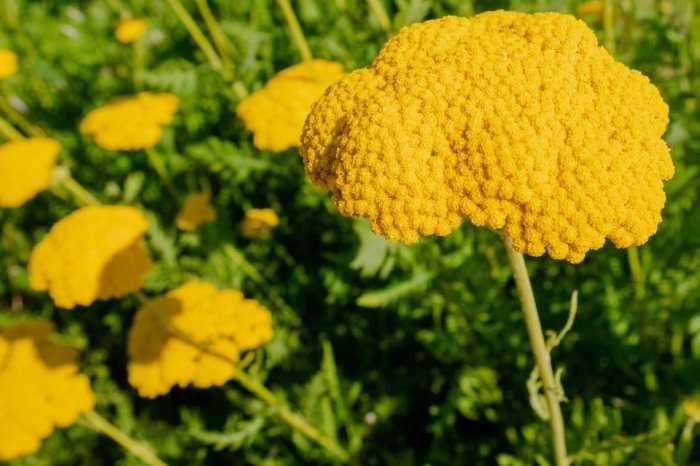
[
  {"x1": 683, "y1": 396, "x2": 700, "y2": 421},
  {"x1": 116, "y1": 18, "x2": 148, "y2": 43},
  {"x1": 0, "y1": 49, "x2": 17, "y2": 79},
  {"x1": 0, "y1": 320, "x2": 95, "y2": 461},
  {"x1": 128, "y1": 280, "x2": 273, "y2": 398},
  {"x1": 0, "y1": 138, "x2": 60, "y2": 207},
  {"x1": 577, "y1": 1, "x2": 604, "y2": 16},
  {"x1": 236, "y1": 59, "x2": 344, "y2": 152},
  {"x1": 241, "y1": 208, "x2": 279, "y2": 239},
  {"x1": 80, "y1": 92, "x2": 179, "y2": 151},
  {"x1": 29, "y1": 205, "x2": 153, "y2": 309},
  {"x1": 176, "y1": 193, "x2": 216, "y2": 231}
]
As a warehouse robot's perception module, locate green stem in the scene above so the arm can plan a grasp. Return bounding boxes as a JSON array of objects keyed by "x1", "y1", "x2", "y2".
[
  {"x1": 61, "y1": 173, "x2": 100, "y2": 206},
  {"x1": 233, "y1": 370, "x2": 350, "y2": 462},
  {"x1": 366, "y1": 0, "x2": 391, "y2": 31},
  {"x1": 194, "y1": 0, "x2": 234, "y2": 70},
  {"x1": 627, "y1": 246, "x2": 645, "y2": 300},
  {"x1": 603, "y1": 0, "x2": 616, "y2": 55},
  {"x1": 0, "y1": 114, "x2": 22, "y2": 140},
  {"x1": 503, "y1": 237, "x2": 568, "y2": 466},
  {"x1": 275, "y1": 0, "x2": 313, "y2": 62},
  {"x1": 81, "y1": 410, "x2": 167, "y2": 466},
  {"x1": 132, "y1": 40, "x2": 145, "y2": 90},
  {"x1": 144, "y1": 147, "x2": 179, "y2": 200},
  {"x1": 165, "y1": 0, "x2": 223, "y2": 71},
  {"x1": 0, "y1": 93, "x2": 43, "y2": 137}
]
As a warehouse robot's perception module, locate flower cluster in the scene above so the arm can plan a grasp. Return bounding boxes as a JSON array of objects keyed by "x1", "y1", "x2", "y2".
[
  {"x1": 242, "y1": 207, "x2": 279, "y2": 239},
  {"x1": 116, "y1": 18, "x2": 148, "y2": 43},
  {"x1": 0, "y1": 321, "x2": 94, "y2": 460},
  {"x1": 127, "y1": 281, "x2": 273, "y2": 398},
  {"x1": 0, "y1": 138, "x2": 60, "y2": 207},
  {"x1": 0, "y1": 49, "x2": 17, "y2": 79},
  {"x1": 301, "y1": 12, "x2": 673, "y2": 263},
  {"x1": 29, "y1": 205, "x2": 152, "y2": 309},
  {"x1": 176, "y1": 193, "x2": 217, "y2": 231},
  {"x1": 80, "y1": 92, "x2": 179, "y2": 150},
  {"x1": 237, "y1": 59, "x2": 344, "y2": 152}
]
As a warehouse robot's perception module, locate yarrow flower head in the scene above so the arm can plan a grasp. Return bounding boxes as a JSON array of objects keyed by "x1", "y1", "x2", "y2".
[
  {"x1": 0, "y1": 321, "x2": 95, "y2": 460},
  {"x1": 176, "y1": 193, "x2": 216, "y2": 231},
  {"x1": 241, "y1": 208, "x2": 279, "y2": 239},
  {"x1": 237, "y1": 59, "x2": 344, "y2": 152},
  {"x1": 29, "y1": 205, "x2": 153, "y2": 309},
  {"x1": 127, "y1": 280, "x2": 273, "y2": 398},
  {"x1": 0, "y1": 49, "x2": 17, "y2": 79},
  {"x1": 0, "y1": 138, "x2": 60, "y2": 207},
  {"x1": 301, "y1": 12, "x2": 673, "y2": 263},
  {"x1": 80, "y1": 92, "x2": 179, "y2": 151},
  {"x1": 115, "y1": 18, "x2": 148, "y2": 43}
]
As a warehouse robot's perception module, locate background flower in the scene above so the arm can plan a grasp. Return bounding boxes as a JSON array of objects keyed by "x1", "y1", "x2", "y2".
[
  {"x1": 0, "y1": 138, "x2": 60, "y2": 207},
  {"x1": 176, "y1": 193, "x2": 216, "y2": 230},
  {"x1": 0, "y1": 49, "x2": 17, "y2": 79},
  {"x1": 115, "y1": 18, "x2": 148, "y2": 43}
]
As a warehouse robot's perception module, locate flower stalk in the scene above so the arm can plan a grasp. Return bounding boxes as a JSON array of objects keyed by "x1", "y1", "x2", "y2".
[
  {"x1": 0, "y1": 114, "x2": 22, "y2": 140},
  {"x1": 503, "y1": 237, "x2": 568, "y2": 466},
  {"x1": 366, "y1": 0, "x2": 391, "y2": 31},
  {"x1": 233, "y1": 370, "x2": 350, "y2": 462},
  {"x1": 0, "y1": 92, "x2": 43, "y2": 137},
  {"x1": 81, "y1": 409, "x2": 168, "y2": 466},
  {"x1": 275, "y1": 0, "x2": 313, "y2": 62},
  {"x1": 164, "y1": 0, "x2": 223, "y2": 71},
  {"x1": 54, "y1": 168, "x2": 101, "y2": 206}
]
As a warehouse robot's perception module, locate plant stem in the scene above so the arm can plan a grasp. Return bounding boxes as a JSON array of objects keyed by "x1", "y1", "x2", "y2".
[
  {"x1": 132, "y1": 40, "x2": 145, "y2": 90},
  {"x1": 627, "y1": 246, "x2": 645, "y2": 300},
  {"x1": 81, "y1": 409, "x2": 168, "y2": 466},
  {"x1": 144, "y1": 147, "x2": 179, "y2": 200},
  {"x1": 0, "y1": 93, "x2": 43, "y2": 137},
  {"x1": 503, "y1": 237, "x2": 568, "y2": 466},
  {"x1": 275, "y1": 0, "x2": 313, "y2": 62},
  {"x1": 366, "y1": 0, "x2": 391, "y2": 31},
  {"x1": 194, "y1": 0, "x2": 233, "y2": 70},
  {"x1": 165, "y1": 0, "x2": 223, "y2": 71},
  {"x1": 60, "y1": 173, "x2": 100, "y2": 206},
  {"x1": 603, "y1": 0, "x2": 616, "y2": 55},
  {"x1": 233, "y1": 370, "x2": 350, "y2": 462},
  {"x1": 0, "y1": 114, "x2": 22, "y2": 140}
]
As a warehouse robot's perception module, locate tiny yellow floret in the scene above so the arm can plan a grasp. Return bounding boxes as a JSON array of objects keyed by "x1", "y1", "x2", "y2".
[
  {"x1": 237, "y1": 59, "x2": 344, "y2": 152},
  {"x1": 176, "y1": 193, "x2": 217, "y2": 230},
  {"x1": 301, "y1": 12, "x2": 674, "y2": 263},
  {"x1": 0, "y1": 49, "x2": 17, "y2": 79},
  {"x1": 116, "y1": 18, "x2": 148, "y2": 43},
  {"x1": 0, "y1": 321, "x2": 95, "y2": 461},
  {"x1": 241, "y1": 208, "x2": 279, "y2": 239},
  {"x1": 80, "y1": 92, "x2": 179, "y2": 151},
  {"x1": 29, "y1": 205, "x2": 153, "y2": 309},
  {"x1": 127, "y1": 280, "x2": 273, "y2": 398},
  {"x1": 577, "y1": 1, "x2": 604, "y2": 16},
  {"x1": 0, "y1": 138, "x2": 60, "y2": 207}
]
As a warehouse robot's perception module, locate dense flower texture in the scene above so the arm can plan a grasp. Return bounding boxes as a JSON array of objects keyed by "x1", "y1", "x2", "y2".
[
  {"x1": 301, "y1": 12, "x2": 673, "y2": 263},
  {"x1": 80, "y1": 92, "x2": 179, "y2": 150},
  {"x1": 241, "y1": 207, "x2": 279, "y2": 239},
  {"x1": 237, "y1": 59, "x2": 344, "y2": 152},
  {"x1": 0, "y1": 321, "x2": 95, "y2": 460},
  {"x1": 29, "y1": 206, "x2": 152, "y2": 309},
  {"x1": 116, "y1": 18, "x2": 148, "y2": 43},
  {"x1": 176, "y1": 193, "x2": 216, "y2": 230},
  {"x1": 0, "y1": 49, "x2": 17, "y2": 79},
  {"x1": 0, "y1": 138, "x2": 60, "y2": 207},
  {"x1": 127, "y1": 281, "x2": 273, "y2": 397}
]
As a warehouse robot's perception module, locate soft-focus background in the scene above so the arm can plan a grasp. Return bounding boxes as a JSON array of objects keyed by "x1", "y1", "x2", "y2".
[{"x1": 1, "y1": 0, "x2": 700, "y2": 465}]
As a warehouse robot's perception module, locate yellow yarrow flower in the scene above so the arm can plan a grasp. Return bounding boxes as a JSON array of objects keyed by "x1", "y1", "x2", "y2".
[
  {"x1": 176, "y1": 193, "x2": 216, "y2": 231},
  {"x1": 577, "y1": 1, "x2": 604, "y2": 17},
  {"x1": 241, "y1": 208, "x2": 279, "y2": 239},
  {"x1": 0, "y1": 321, "x2": 95, "y2": 461},
  {"x1": 0, "y1": 138, "x2": 60, "y2": 207},
  {"x1": 682, "y1": 396, "x2": 700, "y2": 421},
  {"x1": 116, "y1": 18, "x2": 148, "y2": 44},
  {"x1": 29, "y1": 205, "x2": 153, "y2": 309},
  {"x1": 301, "y1": 12, "x2": 673, "y2": 263},
  {"x1": 80, "y1": 92, "x2": 179, "y2": 151},
  {"x1": 237, "y1": 59, "x2": 344, "y2": 152},
  {"x1": 0, "y1": 49, "x2": 17, "y2": 79},
  {"x1": 127, "y1": 280, "x2": 273, "y2": 398}
]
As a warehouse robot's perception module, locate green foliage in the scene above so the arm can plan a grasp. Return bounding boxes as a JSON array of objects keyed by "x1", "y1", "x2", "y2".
[{"x1": 1, "y1": 0, "x2": 700, "y2": 465}]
